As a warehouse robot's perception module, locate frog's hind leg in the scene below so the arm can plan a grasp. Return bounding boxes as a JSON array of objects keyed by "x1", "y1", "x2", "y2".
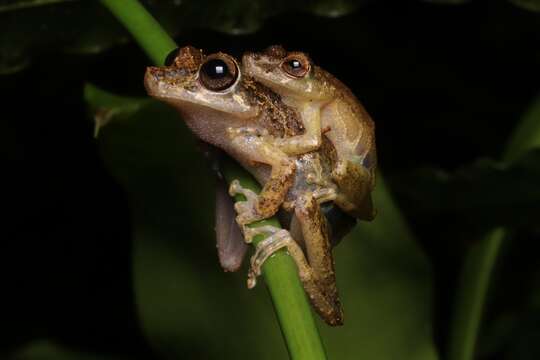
[
  {"x1": 245, "y1": 224, "x2": 343, "y2": 326},
  {"x1": 332, "y1": 160, "x2": 375, "y2": 220},
  {"x1": 247, "y1": 190, "x2": 344, "y2": 326},
  {"x1": 294, "y1": 191, "x2": 343, "y2": 325}
]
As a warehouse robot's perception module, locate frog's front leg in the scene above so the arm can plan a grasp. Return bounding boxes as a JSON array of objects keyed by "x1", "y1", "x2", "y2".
[
  {"x1": 227, "y1": 128, "x2": 295, "y2": 226},
  {"x1": 271, "y1": 102, "x2": 322, "y2": 156},
  {"x1": 247, "y1": 190, "x2": 344, "y2": 326}
]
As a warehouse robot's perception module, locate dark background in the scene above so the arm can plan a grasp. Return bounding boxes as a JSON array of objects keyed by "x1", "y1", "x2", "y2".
[{"x1": 2, "y1": 0, "x2": 540, "y2": 359}]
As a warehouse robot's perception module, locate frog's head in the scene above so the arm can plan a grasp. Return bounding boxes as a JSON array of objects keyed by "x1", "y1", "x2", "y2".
[
  {"x1": 145, "y1": 46, "x2": 257, "y2": 118},
  {"x1": 242, "y1": 45, "x2": 331, "y2": 102}
]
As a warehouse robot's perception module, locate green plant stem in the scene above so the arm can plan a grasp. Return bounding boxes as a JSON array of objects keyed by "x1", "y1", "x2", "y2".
[
  {"x1": 448, "y1": 94, "x2": 540, "y2": 360},
  {"x1": 221, "y1": 158, "x2": 327, "y2": 359},
  {"x1": 100, "y1": 0, "x2": 176, "y2": 66},
  {"x1": 99, "y1": 0, "x2": 326, "y2": 358}
]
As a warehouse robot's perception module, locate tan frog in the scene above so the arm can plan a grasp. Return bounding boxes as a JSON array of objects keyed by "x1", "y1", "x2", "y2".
[
  {"x1": 243, "y1": 45, "x2": 377, "y2": 220},
  {"x1": 144, "y1": 46, "x2": 366, "y2": 326}
]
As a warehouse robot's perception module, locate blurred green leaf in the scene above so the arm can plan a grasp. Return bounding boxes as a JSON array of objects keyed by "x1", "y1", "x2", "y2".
[
  {"x1": 392, "y1": 149, "x2": 540, "y2": 230},
  {"x1": 14, "y1": 340, "x2": 125, "y2": 360},
  {"x1": 445, "y1": 91, "x2": 540, "y2": 360},
  {"x1": 505, "y1": 94, "x2": 540, "y2": 163},
  {"x1": 448, "y1": 228, "x2": 505, "y2": 360},
  {"x1": 85, "y1": 84, "x2": 289, "y2": 359},
  {"x1": 508, "y1": 0, "x2": 540, "y2": 11},
  {"x1": 421, "y1": 0, "x2": 471, "y2": 4},
  {"x1": 85, "y1": 85, "x2": 438, "y2": 359},
  {"x1": 322, "y1": 176, "x2": 438, "y2": 360},
  {"x1": 477, "y1": 243, "x2": 540, "y2": 360},
  {"x1": 0, "y1": 0, "x2": 363, "y2": 74},
  {"x1": 310, "y1": 0, "x2": 366, "y2": 17},
  {"x1": 0, "y1": 0, "x2": 72, "y2": 11}
]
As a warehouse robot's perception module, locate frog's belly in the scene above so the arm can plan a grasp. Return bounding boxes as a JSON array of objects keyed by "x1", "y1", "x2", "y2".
[
  {"x1": 283, "y1": 152, "x2": 356, "y2": 248},
  {"x1": 241, "y1": 152, "x2": 332, "y2": 199},
  {"x1": 286, "y1": 152, "x2": 331, "y2": 203}
]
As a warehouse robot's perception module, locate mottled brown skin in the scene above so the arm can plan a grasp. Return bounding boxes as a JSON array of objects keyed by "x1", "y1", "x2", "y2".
[
  {"x1": 243, "y1": 45, "x2": 377, "y2": 220},
  {"x1": 144, "y1": 46, "x2": 299, "y2": 223},
  {"x1": 294, "y1": 191, "x2": 342, "y2": 324},
  {"x1": 144, "y1": 46, "x2": 344, "y2": 325}
]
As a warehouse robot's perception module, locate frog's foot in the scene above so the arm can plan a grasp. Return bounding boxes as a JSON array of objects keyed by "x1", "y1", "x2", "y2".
[
  {"x1": 245, "y1": 225, "x2": 300, "y2": 288},
  {"x1": 229, "y1": 179, "x2": 261, "y2": 226},
  {"x1": 245, "y1": 220, "x2": 344, "y2": 326}
]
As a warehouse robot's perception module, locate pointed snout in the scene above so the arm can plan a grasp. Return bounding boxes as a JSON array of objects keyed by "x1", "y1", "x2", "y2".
[{"x1": 143, "y1": 66, "x2": 162, "y2": 97}]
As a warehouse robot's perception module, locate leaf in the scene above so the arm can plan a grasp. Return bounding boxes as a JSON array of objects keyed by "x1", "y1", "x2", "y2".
[
  {"x1": 0, "y1": 0, "x2": 363, "y2": 74},
  {"x1": 446, "y1": 94, "x2": 540, "y2": 360},
  {"x1": 421, "y1": 0, "x2": 471, "y2": 4},
  {"x1": 505, "y1": 94, "x2": 540, "y2": 163},
  {"x1": 476, "y1": 236, "x2": 540, "y2": 360},
  {"x1": 85, "y1": 84, "x2": 288, "y2": 359},
  {"x1": 14, "y1": 340, "x2": 126, "y2": 360},
  {"x1": 321, "y1": 176, "x2": 439, "y2": 360},
  {"x1": 85, "y1": 84, "x2": 150, "y2": 137},
  {"x1": 391, "y1": 150, "x2": 540, "y2": 231},
  {"x1": 508, "y1": 0, "x2": 540, "y2": 11},
  {"x1": 85, "y1": 85, "x2": 439, "y2": 359}
]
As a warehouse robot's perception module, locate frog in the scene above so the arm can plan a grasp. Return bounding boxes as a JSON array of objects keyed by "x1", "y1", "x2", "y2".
[
  {"x1": 144, "y1": 46, "x2": 353, "y2": 326},
  {"x1": 242, "y1": 45, "x2": 377, "y2": 221}
]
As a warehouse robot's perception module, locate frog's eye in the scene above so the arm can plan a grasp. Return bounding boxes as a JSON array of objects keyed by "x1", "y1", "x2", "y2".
[
  {"x1": 164, "y1": 48, "x2": 180, "y2": 66},
  {"x1": 199, "y1": 55, "x2": 238, "y2": 91},
  {"x1": 281, "y1": 56, "x2": 310, "y2": 78}
]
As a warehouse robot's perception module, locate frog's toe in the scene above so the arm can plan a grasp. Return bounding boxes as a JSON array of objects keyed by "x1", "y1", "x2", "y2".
[
  {"x1": 247, "y1": 228, "x2": 294, "y2": 288},
  {"x1": 236, "y1": 212, "x2": 258, "y2": 227},
  {"x1": 234, "y1": 201, "x2": 250, "y2": 214},
  {"x1": 228, "y1": 179, "x2": 258, "y2": 202}
]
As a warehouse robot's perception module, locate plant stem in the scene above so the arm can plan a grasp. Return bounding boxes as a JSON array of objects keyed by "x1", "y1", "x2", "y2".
[
  {"x1": 221, "y1": 158, "x2": 327, "y2": 359},
  {"x1": 100, "y1": 0, "x2": 176, "y2": 66},
  {"x1": 99, "y1": 0, "x2": 327, "y2": 358},
  {"x1": 448, "y1": 94, "x2": 540, "y2": 360}
]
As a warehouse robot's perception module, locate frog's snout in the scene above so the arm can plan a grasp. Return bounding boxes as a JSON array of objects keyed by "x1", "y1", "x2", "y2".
[{"x1": 144, "y1": 66, "x2": 169, "y2": 96}]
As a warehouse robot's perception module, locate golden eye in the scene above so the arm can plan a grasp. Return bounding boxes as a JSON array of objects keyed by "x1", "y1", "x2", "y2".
[
  {"x1": 281, "y1": 56, "x2": 310, "y2": 78},
  {"x1": 199, "y1": 55, "x2": 238, "y2": 91}
]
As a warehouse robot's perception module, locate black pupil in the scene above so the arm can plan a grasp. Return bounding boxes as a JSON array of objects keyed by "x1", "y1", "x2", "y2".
[
  {"x1": 202, "y1": 59, "x2": 229, "y2": 79},
  {"x1": 164, "y1": 48, "x2": 180, "y2": 66}
]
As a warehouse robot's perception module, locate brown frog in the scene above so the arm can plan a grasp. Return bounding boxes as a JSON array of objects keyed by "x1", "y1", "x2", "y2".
[
  {"x1": 243, "y1": 45, "x2": 377, "y2": 220},
  {"x1": 144, "y1": 46, "x2": 371, "y2": 326}
]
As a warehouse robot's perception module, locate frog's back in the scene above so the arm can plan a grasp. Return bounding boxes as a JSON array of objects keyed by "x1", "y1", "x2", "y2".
[
  {"x1": 243, "y1": 77, "x2": 304, "y2": 138},
  {"x1": 317, "y1": 67, "x2": 377, "y2": 176},
  {"x1": 316, "y1": 67, "x2": 376, "y2": 220}
]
